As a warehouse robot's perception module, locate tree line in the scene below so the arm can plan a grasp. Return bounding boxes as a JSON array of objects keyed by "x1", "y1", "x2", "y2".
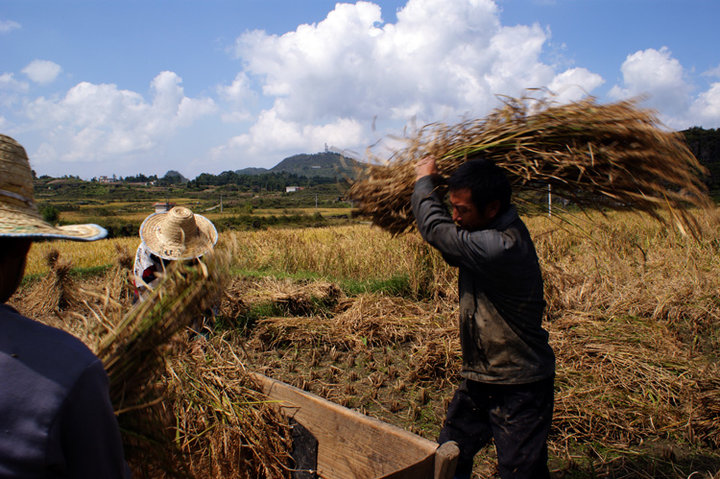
[
  {"x1": 116, "y1": 170, "x2": 339, "y2": 191},
  {"x1": 682, "y1": 127, "x2": 720, "y2": 191}
]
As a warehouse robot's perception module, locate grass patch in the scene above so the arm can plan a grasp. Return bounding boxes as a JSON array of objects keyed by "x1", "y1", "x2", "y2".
[
  {"x1": 340, "y1": 274, "x2": 413, "y2": 297},
  {"x1": 219, "y1": 301, "x2": 287, "y2": 333},
  {"x1": 231, "y1": 268, "x2": 414, "y2": 298},
  {"x1": 21, "y1": 264, "x2": 113, "y2": 285}
]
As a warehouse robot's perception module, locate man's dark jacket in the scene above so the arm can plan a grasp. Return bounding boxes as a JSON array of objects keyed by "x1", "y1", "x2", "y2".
[
  {"x1": 0, "y1": 303, "x2": 130, "y2": 478},
  {"x1": 412, "y1": 176, "x2": 555, "y2": 384}
]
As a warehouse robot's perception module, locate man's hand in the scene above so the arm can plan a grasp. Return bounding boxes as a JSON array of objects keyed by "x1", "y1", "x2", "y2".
[{"x1": 415, "y1": 157, "x2": 438, "y2": 181}]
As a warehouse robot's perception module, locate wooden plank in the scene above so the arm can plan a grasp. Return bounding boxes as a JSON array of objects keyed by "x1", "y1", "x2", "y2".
[
  {"x1": 378, "y1": 454, "x2": 434, "y2": 479},
  {"x1": 433, "y1": 441, "x2": 459, "y2": 479},
  {"x1": 251, "y1": 372, "x2": 438, "y2": 479}
]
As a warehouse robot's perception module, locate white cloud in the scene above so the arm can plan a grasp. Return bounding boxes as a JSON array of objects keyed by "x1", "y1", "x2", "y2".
[
  {"x1": 605, "y1": 46, "x2": 720, "y2": 129},
  {"x1": 0, "y1": 72, "x2": 29, "y2": 92},
  {"x1": 234, "y1": 0, "x2": 519, "y2": 123},
  {"x1": 0, "y1": 18, "x2": 20, "y2": 34},
  {"x1": 217, "y1": 72, "x2": 256, "y2": 122},
  {"x1": 209, "y1": 109, "x2": 365, "y2": 168},
  {"x1": 218, "y1": 72, "x2": 253, "y2": 103},
  {"x1": 22, "y1": 72, "x2": 216, "y2": 169},
  {"x1": 703, "y1": 64, "x2": 720, "y2": 79},
  {"x1": 689, "y1": 82, "x2": 720, "y2": 128},
  {"x1": 609, "y1": 47, "x2": 691, "y2": 118},
  {"x1": 221, "y1": 0, "x2": 602, "y2": 162},
  {"x1": 22, "y1": 60, "x2": 62, "y2": 84},
  {"x1": 547, "y1": 67, "x2": 604, "y2": 103},
  {"x1": 0, "y1": 73, "x2": 29, "y2": 111}
]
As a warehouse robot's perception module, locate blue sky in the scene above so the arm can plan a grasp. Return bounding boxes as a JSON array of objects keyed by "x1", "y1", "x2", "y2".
[{"x1": 2, "y1": 0, "x2": 719, "y2": 179}]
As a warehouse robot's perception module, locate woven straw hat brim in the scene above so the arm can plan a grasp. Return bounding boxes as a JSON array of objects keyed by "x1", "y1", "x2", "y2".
[
  {"x1": 139, "y1": 212, "x2": 218, "y2": 261},
  {"x1": 1, "y1": 133, "x2": 106, "y2": 241},
  {"x1": 0, "y1": 204, "x2": 107, "y2": 241}
]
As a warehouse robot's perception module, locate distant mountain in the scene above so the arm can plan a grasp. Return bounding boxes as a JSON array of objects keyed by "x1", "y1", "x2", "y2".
[
  {"x1": 162, "y1": 170, "x2": 188, "y2": 184},
  {"x1": 235, "y1": 152, "x2": 364, "y2": 179},
  {"x1": 235, "y1": 166, "x2": 270, "y2": 175}
]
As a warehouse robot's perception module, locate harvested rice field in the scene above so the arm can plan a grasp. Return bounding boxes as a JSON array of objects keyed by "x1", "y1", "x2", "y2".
[{"x1": 11, "y1": 210, "x2": 720, "y2": 478}]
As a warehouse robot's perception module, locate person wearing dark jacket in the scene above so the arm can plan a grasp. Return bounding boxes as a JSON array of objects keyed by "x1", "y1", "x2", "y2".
[
  {"x1": 0, "y1": 134, "x2": 130, "y2": 478},
  {"x1": 412, "y1": 156, "x2": 555, "y2": 479}
]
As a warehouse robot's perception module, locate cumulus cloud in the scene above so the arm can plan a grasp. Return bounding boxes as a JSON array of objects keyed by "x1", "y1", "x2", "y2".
[
  {"x1": 689, "y1": 83, "x2": 720, "y2": 128},
  {"x1": 234, "y1": 0, "x2": 533, "y2": 123},
  {"x1": 217, "y1": 72, "x2": 256, "y2": 122},
  {"x1": 609, "y1": 47, "x2": 691, "y2": 118},
  {"x1": 0, "y1": 73, "x2": 29, "y2": 110},
  {"x1": 22, "y1": 60, "x2": 62, "y2": 85},
  {"x1": 606, "y1": 46, "x2": 720, "y2": 128},
  {"x1": 547, "y1": 68, "x2": 604, "y2": 103},
  {"x1": 209, "y1": 109, "x2": 365, "y2": 168},
  {"x1": 703, "y1": 64, "x2": 720, "y2": 79},
  {"x1": 221, "y1": 0, "x2": 604, "y2": 162},
  {"x1": 0, "y1": 18, "x2": 20, "y2": 34},
  {"x1": 0, "y1": 72, "x2": 29, "y2": 92},
  {"x1": 23, "y1": 71, "x2": 216, "y2": 169}
]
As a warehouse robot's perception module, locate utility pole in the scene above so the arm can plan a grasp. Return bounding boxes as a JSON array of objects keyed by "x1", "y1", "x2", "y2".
[{"x1": 547, "y1": 184, "x2": 552, "y2": 217}]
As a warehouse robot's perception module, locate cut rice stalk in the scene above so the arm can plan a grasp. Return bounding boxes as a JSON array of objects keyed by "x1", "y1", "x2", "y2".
[{"x1": 349, "y1": 96, "x2": 714, "y2": 237}]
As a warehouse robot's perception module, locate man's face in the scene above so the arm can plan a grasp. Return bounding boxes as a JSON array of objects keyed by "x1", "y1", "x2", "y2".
[
  {"x1": 449, "y1": 188, "x2": 497, "y2": 231},
  {"x1": 0, "y1": 239, "x2": 31, "y2": 303}
]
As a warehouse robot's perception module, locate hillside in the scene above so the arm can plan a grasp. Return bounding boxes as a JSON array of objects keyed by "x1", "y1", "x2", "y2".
[
  {"x1": 236, "y1": 151, "x2": 363, "y2": 179},
  {"x1": 234, "y1": 167, "x2": 270, "y2": 176},
  {"x1": 683, "y1": 127, "x2": 720, "y2": 191}
]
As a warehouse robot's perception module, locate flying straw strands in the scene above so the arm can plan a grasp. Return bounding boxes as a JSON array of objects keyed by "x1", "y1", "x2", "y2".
[{"x1": 348, "y1": 96, "x2": 714, "y2": 237}]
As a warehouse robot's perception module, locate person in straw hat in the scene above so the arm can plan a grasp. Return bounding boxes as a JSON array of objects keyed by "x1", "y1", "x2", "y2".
[
  {"x1": 0, "y1": 134, "x2": 130, "y2": 478},
  {"x1": 133, "y1": 206, "x2": 218, "y2": 303},
  {"x1": 413, "y1": 156, "x2": 554, "y2": 479}
]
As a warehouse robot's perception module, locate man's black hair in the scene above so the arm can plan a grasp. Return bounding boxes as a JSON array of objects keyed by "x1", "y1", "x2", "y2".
[{"x1": 447, "y1": 156, "x2": 512, "y2": 213}]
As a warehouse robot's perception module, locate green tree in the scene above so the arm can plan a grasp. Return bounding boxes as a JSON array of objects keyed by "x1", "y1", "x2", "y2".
[{"x1": 39, "y1": 204, "x2": 60, "y2": 224}]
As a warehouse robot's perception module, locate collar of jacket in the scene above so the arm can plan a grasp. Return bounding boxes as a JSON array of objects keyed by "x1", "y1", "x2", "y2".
[{"x1": 483, "y1": 205, "x2": 519, "y2": 231}]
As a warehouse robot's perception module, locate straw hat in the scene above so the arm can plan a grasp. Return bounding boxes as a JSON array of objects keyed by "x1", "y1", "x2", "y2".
[
  {"x1": 0, "y1": 134, "x2": 107, "y2": 240},
  {"x1": 139, "y1": 206, "x2": 218, "y2": 261}
]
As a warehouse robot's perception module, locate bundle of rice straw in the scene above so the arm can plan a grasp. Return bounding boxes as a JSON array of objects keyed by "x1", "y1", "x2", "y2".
[
  {"x1": 25, "y1": 249, "x2": 81, "y2": 315},
  {"x1": 95, "y1": 253, "x2": 228, "y2": 409},
  {"x1": 164, "y1": 335, "x2": 293, "y2": 479},
  {"x1": 348, "y1": 96, "x2": 713, "y2": 237},
  {"x1": 67, "y1": 246, "x2": 295, "y2": 478}
]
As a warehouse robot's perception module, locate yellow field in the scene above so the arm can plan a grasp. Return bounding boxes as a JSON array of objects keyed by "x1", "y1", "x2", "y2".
[
  {"x1": 25, "y1": 237, "x2": 140, "y2": 276},
  {"x1": 26, "y1": 208, "x2": 720, "y2": 314},
  {"x1": 251, "y1": 207, "x2": 352, "y2": 216},
  {"x1": 58, "y1": 207, "x2": 352, "y2": 223},
  {"x1": 59, "y1": 211, "x2": 149, "y2": 222}
]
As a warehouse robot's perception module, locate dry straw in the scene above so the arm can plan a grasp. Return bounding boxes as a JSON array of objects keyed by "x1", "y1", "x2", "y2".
[
  {"x1": 85, "y1": 248, "x2": 294, "y2": 478},
  {"x1": 20, "y1": 245, "x2": 295, "y2": 478},
  {"x1": 25, "y1": 249, "x2": 82, "y2": 315},
  {"x1": 95, "y1": 253, "x2": 228, "y2": 409},
  {"x1": 255, "y1": 293, "x2": 451, "y2": 350},
  {"x1": 164, "y1": 335, "x2": 293, "y2": 479},
  {"x1": 348, "y1": 95, "x2": 714, "y2": 237}
]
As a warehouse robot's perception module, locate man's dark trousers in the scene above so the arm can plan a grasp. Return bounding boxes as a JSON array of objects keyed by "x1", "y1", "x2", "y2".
[{"x1": 438, "y1": 376, "x2": 554, "y2": 479}]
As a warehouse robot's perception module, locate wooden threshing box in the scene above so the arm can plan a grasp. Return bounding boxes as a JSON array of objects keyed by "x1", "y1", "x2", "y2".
[{"x1": 252, "y1": 373, "x2": 459, "y2": 479}]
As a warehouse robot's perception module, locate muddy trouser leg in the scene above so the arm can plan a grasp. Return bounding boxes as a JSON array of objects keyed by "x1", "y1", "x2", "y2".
[
  {"x1": 438, "y1": 379, "x2": 493, "y2": 477},
  {"x1": 488, "y1": 376, "x2": 554, "y2": 479}
]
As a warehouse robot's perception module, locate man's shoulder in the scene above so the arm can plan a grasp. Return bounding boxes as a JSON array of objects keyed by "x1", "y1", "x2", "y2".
[{"x1": 0, "y1": 304, "x2": 101, "y2": 387}]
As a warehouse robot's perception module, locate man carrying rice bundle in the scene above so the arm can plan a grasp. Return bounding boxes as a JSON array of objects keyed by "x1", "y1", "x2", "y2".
[
  {"x1": 0, "y1": 134, "x2": 130, "y2": 478},
  {"x1": 413, "y1": 155, "x2": 554, "y2": 479}
]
